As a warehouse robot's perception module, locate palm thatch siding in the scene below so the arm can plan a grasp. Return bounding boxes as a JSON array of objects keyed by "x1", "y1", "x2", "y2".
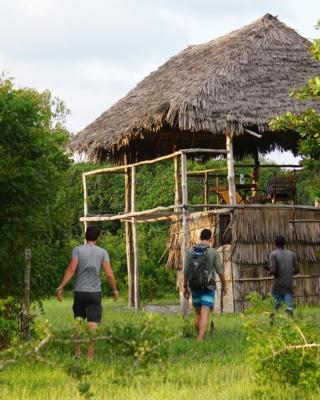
[
  {"x1": 70, "y1": 13, "x2": 320, "y2": 162},
  {"x1": 167, "y1": 206, "x2": 320, "y2": 311},
  {"x1": 232, "y1": 207, "x2": 320, "y2": 310},
  {"x1": 167, "y1": 211, "x2": 216, "y2": 269}
]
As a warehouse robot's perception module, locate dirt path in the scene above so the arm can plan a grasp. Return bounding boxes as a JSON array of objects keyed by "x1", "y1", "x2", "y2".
[{"x1": 143, "y1": 305, "x2": 181, "y2": 314}]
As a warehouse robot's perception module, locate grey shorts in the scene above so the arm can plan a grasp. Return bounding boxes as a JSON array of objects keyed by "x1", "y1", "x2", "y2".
[{"x1": 73, "y1": 291, "x2": 102, "y2": 323}]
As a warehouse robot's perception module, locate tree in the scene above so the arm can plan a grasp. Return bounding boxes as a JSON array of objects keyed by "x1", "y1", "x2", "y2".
[
  {"x1": 271, "y1": 21, "x2": 320, "y2": 204},
  {"x1": 0, "y1": 76, "x2": 72, "y2": 301}
]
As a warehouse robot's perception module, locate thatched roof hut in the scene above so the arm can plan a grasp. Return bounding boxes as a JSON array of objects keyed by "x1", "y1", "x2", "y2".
[{"x1": 70, "y1": 13, "x2": 320, "y2": 162}]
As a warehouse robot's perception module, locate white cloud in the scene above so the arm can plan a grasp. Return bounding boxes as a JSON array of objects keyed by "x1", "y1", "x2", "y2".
[{"x1": 0, "y1": 0, "x2": 319, "y2": 142}]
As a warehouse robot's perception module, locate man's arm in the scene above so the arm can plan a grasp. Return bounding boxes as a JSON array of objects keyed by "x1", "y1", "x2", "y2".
[
  {"x1": 213, "y1": 251, "x2": 227, "y2": 296},
  {"x1": 218, "y1": 272, "x2": 227, "y2": 296},
  {"x1": 182, "y1": 251, "x2": 190, "y2": 299},
  {"x1": 102, "y1": 261, "x2": 118, "y2": 300},
  {"x1": 56, "y1": 257, "x2": 78, "y2": 302},
  {"x1": 269, "y1": 253, "x2": 278, "y2": 276},
  {"x1": 183, "y1": 273, "x2": 190, "y2": 299}
]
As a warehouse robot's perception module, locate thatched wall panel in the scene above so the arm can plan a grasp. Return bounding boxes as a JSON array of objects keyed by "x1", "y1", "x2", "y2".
[
  {"x1": 231, "y1": 207, "x2": 320, "y2": 264},
  {"x1": 233, "y1": 243, "x2": 319, "y2": 264},
  {"x1": 167, "y1": 211, "x2": 216, "y2": 270}
]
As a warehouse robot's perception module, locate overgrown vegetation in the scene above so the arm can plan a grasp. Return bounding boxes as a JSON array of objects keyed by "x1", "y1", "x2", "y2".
[
  {"x1": 1, "y1": 298, "x2": 320, "y2": 399},
  {"x1": 271, "y1": 20, "x2": 320, "y2": 204},
  {"x1": 244, "y1": 293, "x2": 320, "y2": 397}
]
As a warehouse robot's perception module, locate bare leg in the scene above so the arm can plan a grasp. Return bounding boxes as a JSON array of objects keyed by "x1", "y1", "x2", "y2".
[
  {"x1": 197, "y1": 306, "x2": 211, "y2": 341},
  {"x1": 194, "y1": 307, "x2": 201, "y2": 335},
  {"x1": 87, "y1": 322, "x2": 98, "y2": 360}
]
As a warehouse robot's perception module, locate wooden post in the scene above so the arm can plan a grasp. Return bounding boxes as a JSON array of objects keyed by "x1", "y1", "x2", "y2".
[
  {"x1": 131, "y1": 165, "x2": 139, "y2": 309},
  {"x1": 174, "y1": 155, "x2": 181, "y2": 212},
  {"x1": 252, "y1": 154, "x2": 260, "y2": 199},
  {"x1": 204, "y1": 171, "x2": 209, "y2": 211},
  {"x1": 180, "y1": 153, "x2": 189, "y2": 316},
  {"x1": 216, "y1": 176, "x2": 219, "y2": 204},
  {"x1": 174, "y1": 155, "x2": 183, "y2": 308},
  {"x1": 23, "y1": 249, "x2": 31, "y2": 341},
  {"x1": 82, "y1": 173, "x2": 88, "y2": 233},
  {"x1": 232, "y1": 262, "x2": 241, "y2": 313},
  {"x1": 124, "y1": 155, "x2": 134, "y2": 308},
  {"x1": 226, "y1": 133, "x2": 236, "y2": 206}
]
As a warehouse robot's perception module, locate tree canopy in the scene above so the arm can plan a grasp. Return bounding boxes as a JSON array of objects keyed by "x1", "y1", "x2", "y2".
[
  {"x1": 271, "y1": 21, "x2": 320, "y2": 203},
  {"x1": 0, "y1": 76, "x2": 72, "y2": 300}
]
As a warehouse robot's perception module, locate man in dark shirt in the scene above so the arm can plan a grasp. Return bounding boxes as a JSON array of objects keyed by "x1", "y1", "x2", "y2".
[{"x1": 268, "y1": 235, "x2": 299, "y2": 314}]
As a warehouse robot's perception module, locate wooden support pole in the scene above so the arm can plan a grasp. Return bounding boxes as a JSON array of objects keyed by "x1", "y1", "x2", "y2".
[
  {"x1": 174, "y1": 155, "x2": 181, "y2": 212},
  {"x1": 180, "y1": 153, "x2": 189, "y2": 316},
  {"x1": 23, "y1": 249, "x2": 31, "y2": 341},
  {"x1": 82, "y1": 173, "x2": 88, "y2": 233},
  {"x1": 131, "y1": 165, "x2": 139, "y2": 310},
  {"x1": 252, "y1": 154, "x2": 260, "y2": 199},
  {"x1": 226, "y1": 133, "x2": 236, "y2": 206},
  {"x1": 204, "y1": 171, "x2": 209, "y2": 211},
  {"x1": 124, "y1": 155, "x2": 134, "y2": 307}
]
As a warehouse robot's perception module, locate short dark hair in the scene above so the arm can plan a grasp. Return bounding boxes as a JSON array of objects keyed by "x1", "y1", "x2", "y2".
[
  {"x1": 275, "y1": 235, "x2": 285, "y2": 248},
  {"x1": 85, "y1": 226, "x2": 101, "y2": 241},
  {"x1": 200, "y1": 229, "x2": 212, "y2": 241}
]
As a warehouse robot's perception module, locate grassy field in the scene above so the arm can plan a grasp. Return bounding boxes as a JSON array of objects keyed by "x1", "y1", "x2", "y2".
[{"x1": 1, "y1": 297, "x2": 319, "y2": 400}]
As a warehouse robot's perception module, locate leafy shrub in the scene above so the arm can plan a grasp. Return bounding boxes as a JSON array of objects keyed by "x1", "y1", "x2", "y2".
[
  {"x1": 0, "y1": 297, "x2": 21, "y2": 349},
  {"x1": 244, "y1": 293, "x2": 320, "y2": 392}
]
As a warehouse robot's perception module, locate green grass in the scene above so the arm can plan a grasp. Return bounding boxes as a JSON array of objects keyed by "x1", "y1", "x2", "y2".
[{"x1": 1, "y1": 299, "x2": 320, "y2": 400}]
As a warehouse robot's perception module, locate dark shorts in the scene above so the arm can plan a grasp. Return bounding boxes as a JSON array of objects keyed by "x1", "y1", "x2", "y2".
[{"x1": 73, "y1": 291, "x2": 102, "y2": 323}]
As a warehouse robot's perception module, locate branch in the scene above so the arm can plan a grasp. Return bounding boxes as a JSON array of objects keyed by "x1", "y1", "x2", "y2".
[{"x1": 263, "y1": 342, "x2": 320, "y2": 361}]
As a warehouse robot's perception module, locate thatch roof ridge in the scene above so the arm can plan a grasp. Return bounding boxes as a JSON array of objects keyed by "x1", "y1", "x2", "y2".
[{"x1": 70, "y1": 13, "x2": 320, "y2": 161}]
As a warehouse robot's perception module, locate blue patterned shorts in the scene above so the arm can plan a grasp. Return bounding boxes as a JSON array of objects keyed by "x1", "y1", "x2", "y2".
[{"x1": 191, "y1": 288, "x2": 215, "y2": 309}]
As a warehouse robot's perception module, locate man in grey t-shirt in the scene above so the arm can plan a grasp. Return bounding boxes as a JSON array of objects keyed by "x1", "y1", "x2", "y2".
[
  {"x1": 57, "y1": 226, "x2": 118, "y2": 359},
  {"x1": 268, "y1": 235, "x2": 299, "y2": 314}
]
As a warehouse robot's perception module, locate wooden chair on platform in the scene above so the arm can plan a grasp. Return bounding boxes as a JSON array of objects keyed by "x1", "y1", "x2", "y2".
[
  {"x1": 214, "y1": 188, "x2": 249, "y2": 205},
  {"x1": 265, "y1": 175, "x2": 297, "y2": 204}
]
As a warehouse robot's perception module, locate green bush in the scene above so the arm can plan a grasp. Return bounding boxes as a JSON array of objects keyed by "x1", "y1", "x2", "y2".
[
  {"x1": 244, "y1": 293, "x2": 320, "y2": 392},
  {"x1": 0, "y1": 297, "x2": 21, "y2": 349}
]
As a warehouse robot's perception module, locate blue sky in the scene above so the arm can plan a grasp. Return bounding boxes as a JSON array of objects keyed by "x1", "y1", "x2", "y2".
[{"x1": 0, "y1": 0, "x2": 319, "y2": 161}]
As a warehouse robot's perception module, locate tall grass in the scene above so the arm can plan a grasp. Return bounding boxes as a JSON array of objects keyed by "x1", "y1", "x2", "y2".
[{"x1": 1, "y1": 299, "x2": 319, "y2": 400}]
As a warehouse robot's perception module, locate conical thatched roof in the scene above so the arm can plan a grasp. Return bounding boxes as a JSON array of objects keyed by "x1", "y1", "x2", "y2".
[{"x1": 69, "y1": 14, "x2": 320, "y2": 162}]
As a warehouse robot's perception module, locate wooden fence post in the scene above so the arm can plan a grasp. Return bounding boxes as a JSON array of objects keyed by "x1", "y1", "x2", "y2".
[
  {"x1": 82, "y1": 173, "x2": 88, "y2": 233},
  {"x1": 131, "y1": 165, "x2": 139, "y2": 309},
  {"x1": 124, "y1": 155, "x2": 134, "y2": 307},
  {"x1": 180, "y1": 153, "x2": 189, "y2": 316},
  {"x1": 23, "y1": 249, "x2": 31, "y2": 341},
  {"x1": 226, "y1": 133, "x2": 236, "y2": 206},
  {"x1": 204, "y1": 171, "x2": 209, "y2": 211},
  {"x1": 174, "y1": 155, "x2": 181, "y2": 212}
]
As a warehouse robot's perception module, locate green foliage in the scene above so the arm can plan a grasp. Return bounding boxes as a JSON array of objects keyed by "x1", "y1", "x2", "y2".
[
  {"x1": 270, "y1": 20, "x2": 320, "y2": 204},
  {"x1": 0, "y1": 297, "x2": 21, "y2": 349},
  {"x1": 1, "y1": 312, "x2": 176, "y2": 399},
  {"x1": 244, "y1": 293, "x2": 320, "y2": 393},
  {"x1": 0, "y1": 76, "x2": 73, "y2": 302},
  {"x1": 5, "y1": 299, "x2": 320, "y2": 399}
]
